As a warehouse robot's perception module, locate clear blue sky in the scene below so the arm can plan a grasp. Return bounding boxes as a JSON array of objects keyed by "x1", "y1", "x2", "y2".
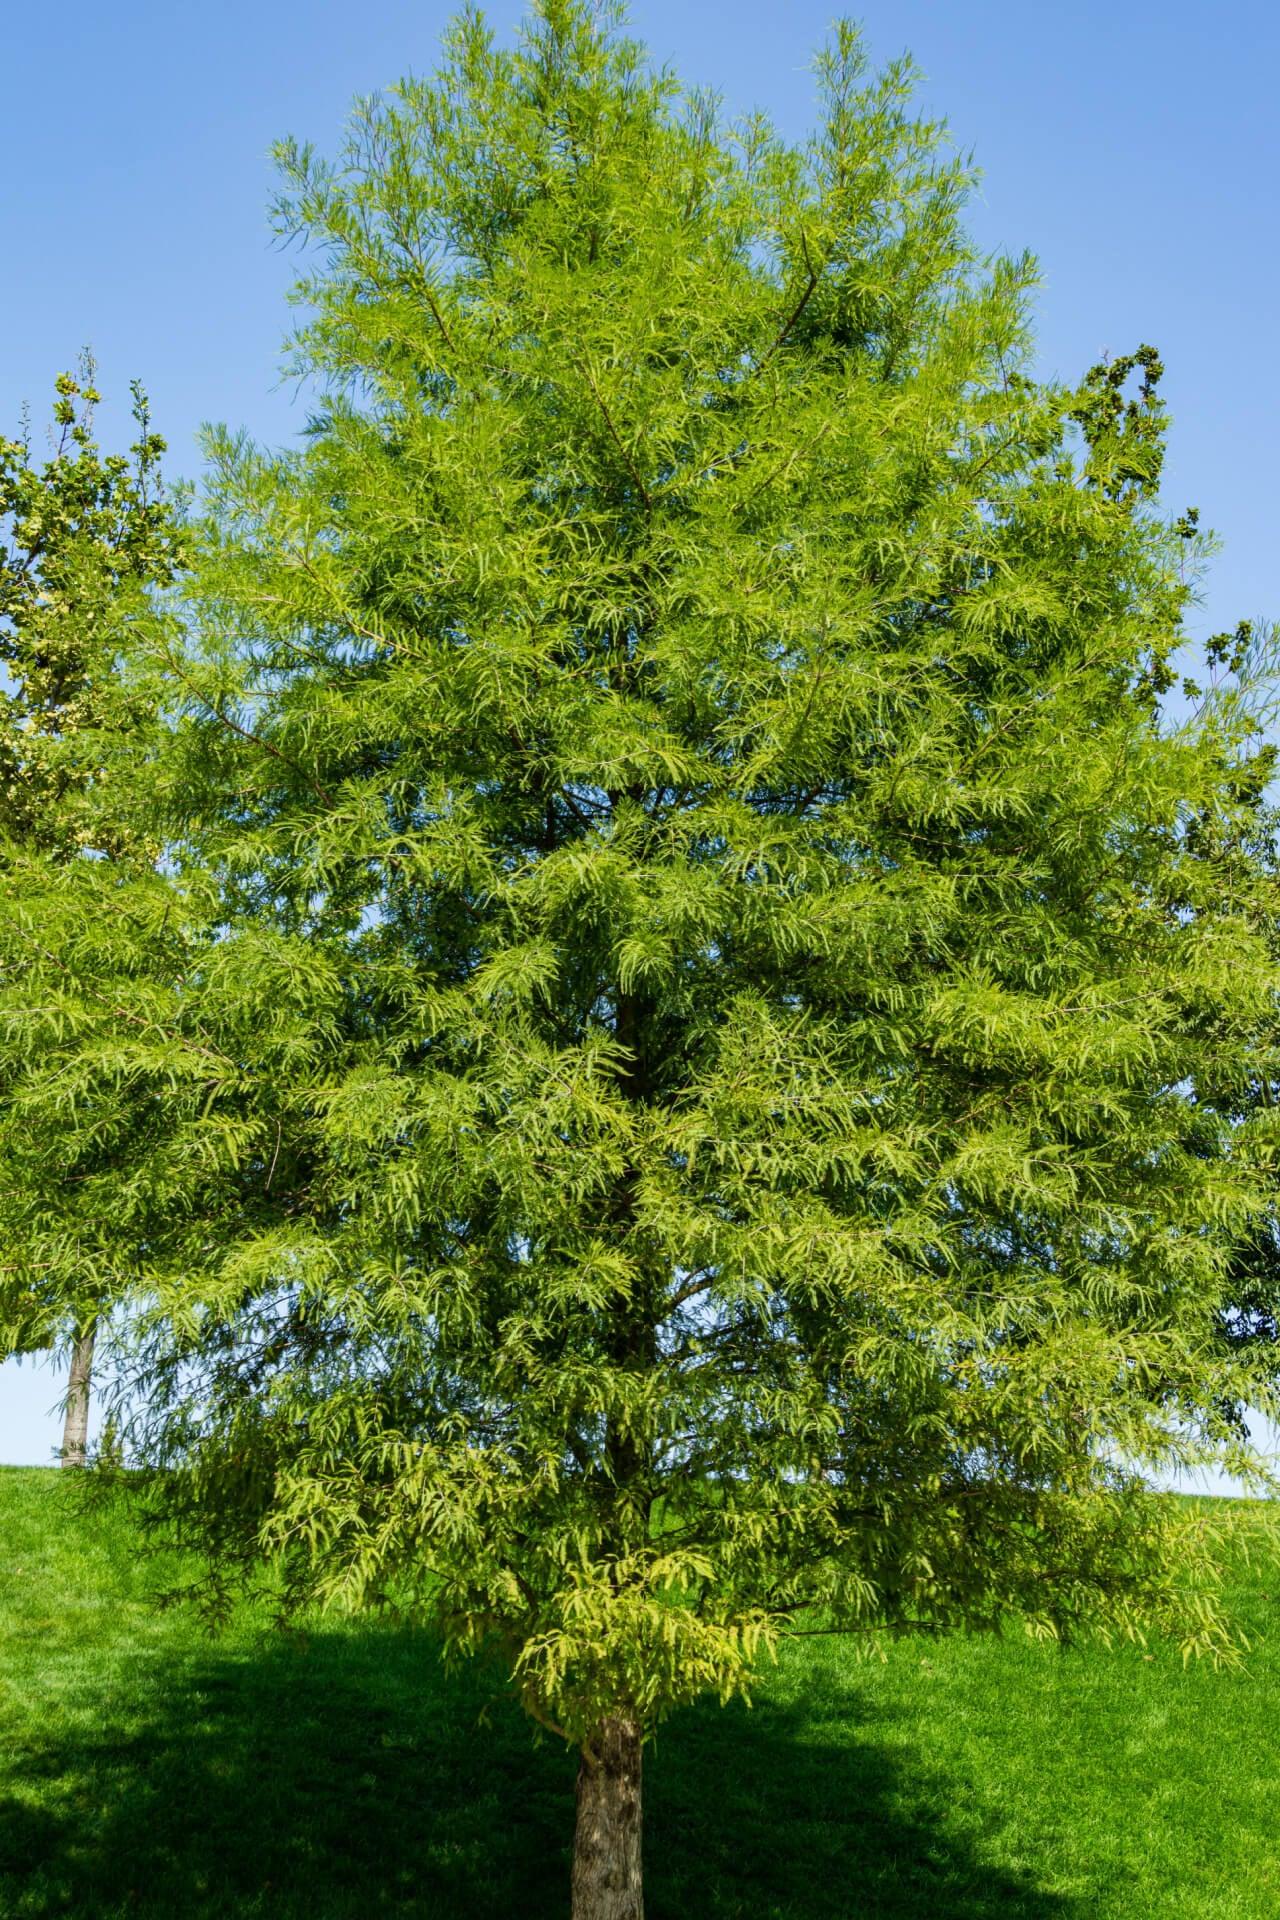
[{"x1": 2, "y1": 0, "x2": 1277, "y2": 1470}]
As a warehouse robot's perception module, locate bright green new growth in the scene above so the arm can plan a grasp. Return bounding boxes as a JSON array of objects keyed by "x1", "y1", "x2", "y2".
[{"x1": 5, "y1": 0, "x2": 1280, "y2": 1784}]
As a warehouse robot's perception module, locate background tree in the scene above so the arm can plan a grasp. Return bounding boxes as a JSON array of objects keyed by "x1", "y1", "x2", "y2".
[
  {"x1": 6, "y1": 6, "x2": 1279, "y2": 1914},
  {"x1": 0, "y1": 363, "x2": 185, "y2": 1464}
]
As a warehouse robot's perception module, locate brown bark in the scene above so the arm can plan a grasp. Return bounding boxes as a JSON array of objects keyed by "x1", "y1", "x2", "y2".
[
  {"x1": 60, "y1": 1320, "x2": 96, "y2": 1468},
  {"x1": 571, "y1": 1717, "x2": 644, "y2": 1920}
]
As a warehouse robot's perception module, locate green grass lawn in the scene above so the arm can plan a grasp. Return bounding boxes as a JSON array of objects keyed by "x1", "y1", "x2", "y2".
[{"x1": 2, "y1": 1468, "x2": 1279, "y2": 1918}]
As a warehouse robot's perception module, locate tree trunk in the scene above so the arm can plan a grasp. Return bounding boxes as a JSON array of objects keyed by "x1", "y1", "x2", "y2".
[
  {"x1": 61, "y1": 1320, "x2": 96, "y2": 1468},
  {"x1": 571, "y1": 1716, "x2": 644, "y2": 1920}
]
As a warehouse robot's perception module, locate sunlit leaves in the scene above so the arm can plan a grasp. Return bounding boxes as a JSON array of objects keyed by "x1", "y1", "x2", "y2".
[{"x1": 4, "y1": 0, "x2": 1279, "y2": 1749}]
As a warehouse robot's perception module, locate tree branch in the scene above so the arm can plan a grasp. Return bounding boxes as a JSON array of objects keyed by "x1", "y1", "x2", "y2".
[
  {"x1": 163, "y1": 651, "x2": 336, "y2": 810},
  {"x1": 758, "y1": 233, "x2": 821, "y2": 371},
  {"x1": 578, "y1": 361, "x2": 652, "y2": 513}
]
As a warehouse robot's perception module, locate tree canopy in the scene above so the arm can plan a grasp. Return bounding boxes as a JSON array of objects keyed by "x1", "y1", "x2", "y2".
[
  {"x1": 0, "y1": 367, "x2": 183, "y2": 1413},
  {"x1": 2, "y1": 6, "x2": 1278, "y2": 1912}
]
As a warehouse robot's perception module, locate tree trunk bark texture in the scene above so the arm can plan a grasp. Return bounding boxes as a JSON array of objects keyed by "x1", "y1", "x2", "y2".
[
  {"x1": 61, "y1": 1321, "x2": 96, "y2": 1468},
  {"x1": 571, "y1": 1716, "x2": 644, "y2": 1920}
]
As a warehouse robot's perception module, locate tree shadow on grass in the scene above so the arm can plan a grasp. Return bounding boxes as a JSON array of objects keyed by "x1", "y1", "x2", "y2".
[
  {"x1": 649, "y1": 1683, "x2": 1080, "y2": 1920},
  {"x1": 0, "y1": 1626, "x2": 1080, "y2": 1920}
]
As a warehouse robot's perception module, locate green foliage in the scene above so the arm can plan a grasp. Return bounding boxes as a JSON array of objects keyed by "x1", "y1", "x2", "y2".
[
  {"x1": 0, "y1": 367, "x2": 186, "y2": 1358},
  {"x1": 0, "y1": 361, "x2": 184, "y2": 854},
  {"x1": 4, "y1": 2, "x2": 1280, "y2": 1760}
]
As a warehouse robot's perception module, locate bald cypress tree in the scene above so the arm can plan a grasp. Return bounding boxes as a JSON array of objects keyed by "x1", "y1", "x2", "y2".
[{"x1": 7, "y1": 7, "x2": 1280, "y2": 1911}]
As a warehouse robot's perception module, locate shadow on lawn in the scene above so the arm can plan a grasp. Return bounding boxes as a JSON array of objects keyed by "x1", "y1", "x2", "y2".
[
  {"x1": 652, "y1": 1682, "x2": 1080, "y2": 1920},
  {"x1": 0, "y1": 1625, "x2": 1078, "y2": 1920}
]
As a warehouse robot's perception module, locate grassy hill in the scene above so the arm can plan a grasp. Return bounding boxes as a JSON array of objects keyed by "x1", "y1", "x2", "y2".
[{"x1": 1, "y1": 1467, "x2": 1278, "y2": 1918}]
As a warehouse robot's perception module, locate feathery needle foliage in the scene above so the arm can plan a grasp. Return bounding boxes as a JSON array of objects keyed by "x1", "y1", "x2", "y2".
[{"x1": 3, "y1": 5, "x2": 1280, "y2": 1912}]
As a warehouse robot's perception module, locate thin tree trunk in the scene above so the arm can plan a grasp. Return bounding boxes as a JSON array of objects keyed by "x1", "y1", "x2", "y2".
[
  {"x1": 571, "y1": 1716, "x2": 644, "y2": 1920},
  {"x1": 60, "y1": 1320, "x2": 96, "y2": 1468}
]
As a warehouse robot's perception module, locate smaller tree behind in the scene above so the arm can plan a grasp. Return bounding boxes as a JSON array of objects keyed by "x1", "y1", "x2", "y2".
[{"x1": 0, "y1": 362, "x2": 184, "y2": 1463}]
